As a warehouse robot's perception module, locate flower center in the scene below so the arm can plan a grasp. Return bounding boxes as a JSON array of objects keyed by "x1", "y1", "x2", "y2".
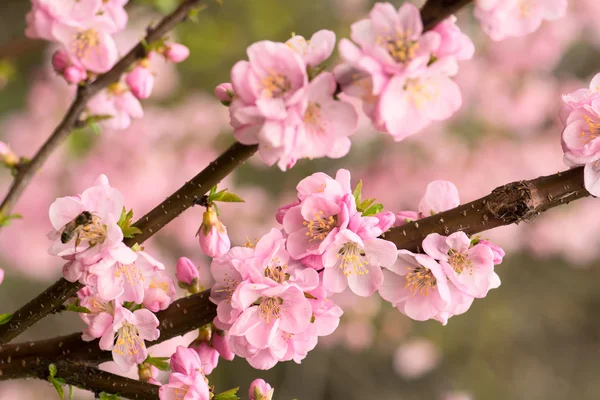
[
  {"x1": 114, "y1": 322, "x2": 144, "y2": 357},
  {"x1": 581, "y1": 115, "x2": 600, "y2": 143},
  {"x1": 173, "y1": 386, "x2": 189, "y2": 400},
  {"x1": 448, "y1": 249, "x2": 472, "y2": 275},
  {"x1": 72, "y1": 29, "x2": 100, "y2": 60},
  {"x1": 377, "y1": 28, "x2": 419, "y2": 64},
  {"x1": 149, "y1": 279, "x2": 169, "y2": 293},
  {"x1": 258, "y1": 297, "x2": 282, "y2": 323},
  {"x1": 405, "y1": 265, "x2": 436, "y2": 296},
  {"x1": 304, "y1": 102, "x2": 324, "y2": 131},
  {"x1": 404, "y1": 78, "x2": 438, "y2": 109},
  {"x1": 265, "y1": 262, "x2": 289, "y2": 284},
  {"x1": 115, "y1": 263, "x2": 144, "y2": 285},
  {"x1": 261, "y1": 72, "x2": 291, "y2": 98},
  {"x1": 303, "y1": 211, "x2": 337, "y2": 242},
  {"x1": 336, "y1": 242, "x2": 369, "y2": 276},
  {"x1": 518, "y1": 0, "x2": 535, "y2": 17},
  {"x1": 214, "y1": 273, "x2": 239, "y2": 303}
]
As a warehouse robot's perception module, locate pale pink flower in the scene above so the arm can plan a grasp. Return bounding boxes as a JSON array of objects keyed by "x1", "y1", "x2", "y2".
[
  {"x1": 197, "y1": 207, "x2": 231, "y2": 258},
  {"x1": 99, "y1": 304, "x2": 160, "y2": 371},
  {"x1": 423, "y1": 232, "x2": 500, "y2": 298},
  {"x1": 170, "y1": 346, "x2": 203, "y2": 375},
  {"x1": 475, "y1": 0, "x2": 568, "y2": 41},
  {"x1": 78, "y1": 287, "x2": 116, "y2": 341},
  {"x1": 48, "y1": 174, "x2": 125, "y2": 259},
  {"x1": 432, "y1": 16, "x2": 474, "y2": 62},
  {"x1": 249, "y1": 378, "x2": 274, "y2": 400},
  {"x1": 478, "y1": 239, "x2": 505, "y2": 265},
  {"x1": 322, "y1": 228, "x2": 397, "y2": 296},
  {"x1": 97, "y1": 0, "x2": 129, "y2": 33},
  {"x1": 212, "y1": 330, "x2": 235, "y2": 361},
  {"x1": 126, "y1": 63, "x2": 155, "y2": 99},
  {"x1": 190, "y1": 341, "x2": 219, "y2": 375},
  {"x1": 90, "y1": 250, "x2": 163, "y2": 303},
  {"x1": 164, "y1": 43, "x2": 190, "y2": 63},
  {"x1": 159, "y1": 372, "x2": 210, "y2": 400},
  {"x1": 86, "y1": 85, "x2": 143, "y2": 130},
  {"x1": 176, "y1": 257, "x2": 200, "y2": 286},
  {"x1": 143, "y1": 273, "x2": 176, "y2": 312},
  {"x1": 379, "y1": 250, "x2": 451, "y2": 324},
  {"x1": 285, "y1": 30, "x2": 336, "y2": 67},
  {"x1": 214, "y1": 83, "x2": 234, "y2": 104},
  {"x1": 25, "y1": 0, "x2": 102, "y2": 41},
  {"x1": 52, "y1": 24, "x2": 119, "y2": 73}
]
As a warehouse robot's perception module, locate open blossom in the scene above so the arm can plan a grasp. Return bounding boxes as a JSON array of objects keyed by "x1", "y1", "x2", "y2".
[
  {"x1": 78, "y1": 287, "x2": 115, "y2": 341},
  {"x1": 99, "y1": 304, "x2": 160, "y2": 371},
  {"x1": 249, "y1": 378, "x2": 274, "y2": 400},
  {"x1": 197, "y1": 207, "x2": 231, "y2": 258},
  {"x1": 422, "y1": 232, "x2": 500, "y2": 298},
  {"x1": 48, "y1": 174, "x2": 125, "y2": 260},
  {"x1": 159, "y1": 371, "x2": 210, "y2": 400},
  {"x1": 190, "y1": 341, "x2": 219, "y2": 375},
  {"x1": 335, "y1": 2, "x2": 468, "y2": 141},
  {"x1": 475, "y1": 0, "x2": 568, "y2": 41},
  {"x1": 561, "y1": 73, "x2": 600, "y2": 196},
  {"x1": 86, "y1": 84, "x2": 144, "y2": 131},
  {"x1": 286, "y1": 30, "x2": 336, "y2": 67}
]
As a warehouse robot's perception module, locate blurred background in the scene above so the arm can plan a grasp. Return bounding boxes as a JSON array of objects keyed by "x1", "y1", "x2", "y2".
[{"x1": 1, "y1": 0, "x2": 600, "y2": 399}]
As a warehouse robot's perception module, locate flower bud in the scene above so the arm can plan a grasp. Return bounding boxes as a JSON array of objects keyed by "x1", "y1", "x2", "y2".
[
  {"x1": 176, "y1": 257, "x2": 200, "y2": 292},
  {"x1": 52, "y1": 50, "x2": 69, "y2": 73},
  {"x1": 249, "y1": 379, "x2": 274, "y2": 400},
  {"x1": 165, "y1": 43, "x2": 190, "y2": 63},
  {"x1": 214, "y1": 83, "x2": 234, "y2": 105},
  {"x1": 197, "y1": 207, "x2": 230, "y2": 258},
  {"x1": 138, "y1": 363, "x2": 158, "y2": 383},
  {"x1": 64, "y1": 66, "x2": 87, "y2": 84},
  {"x1": 190, "y1": 341, "x2": 219, "y2": 375},
  {"x1": 212, "y1": 329, "x2": 234, "y2": 361},
  {"x1": 478, "y1": 239, "x2": 505, "y2": 265},
  {"x1": 0, "y1": 141, "x2": 18, "y2": 168},
  {"x1": 170, "y1": 346, "x2": 202, "y2": 375},
  {"x1": 126, "y1": 63, "x2": 154, "y2": 99}
]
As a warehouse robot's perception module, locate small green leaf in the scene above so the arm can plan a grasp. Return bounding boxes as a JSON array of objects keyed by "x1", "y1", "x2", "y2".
[
  {"x1": 50, "y1": 378, "x2": 64, "y2": 399},
  {"x1": 213, "y1": 387, "x2": 240, "y2": 400},
  {"x1": 48, "y1": 364, "x2": 57, "y2": 378},
  {"x1": 209, "y1": 188, "x2": 245, "y2": 203},
  {"x1": 362, "y1": 203, "x2": 383, "y2": 217},
  {"x1": 0, "y1": 213, "x2": 22, "y2": 227},
  {"x1": 69, "y1": 385, "x2": 74, "y2": 400},
  {"x1": 144, "y1": 356, "x2": 171, "y2": 371},
  {"x1": 63, "y1": 304, "x2": 91, "y2": 314},
  {"x1": 209, "y1": 185, "x2": 217, "y2": 196},
  {"x1": 353, "y1": 180, "x2": 363, "y2": 204},
  {"x1": 98, "y1": 393, "x2": 120, "y2": 400},
  {"x1": 358, "y1": 198, "x2": 376, "y2": 212},
  {"x1": 117, "y1": 207, "x2": 142, "y2": 238},
  {"x1": 0, "y1": 313, "x2": 13, "y2": 325},
  {"x1": 212, "y1": 202, "x2": 221, "y2": 216}
]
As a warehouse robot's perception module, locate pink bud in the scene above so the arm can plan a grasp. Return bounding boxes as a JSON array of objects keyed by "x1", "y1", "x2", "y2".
[
  {"x1": 165, "y1": 43, "x2": 190, "y2": 63},
  {"x1": 212, "y1": 330, "x2": 234, "y2": 361},
  {"x1": 197, "y1": 208, "x2": 231, "y2": 258},
  {"x1": 176, "y1": 257, "x2": 200, "y2": 286},
  {"x1": 249, "y1": 379, "x2": 274, "y2": 400},
  {"x1": 170, "y1": 346, "x2": 202, "y2": 375},
  {"x1": 138, "y1": 364, "x2": 159, "y2": 383},
  {"x1": 478, "y1": 239, "x2": 505, "y2": 265},
  {"x1": 126, "y1": 64, "x2": 154, "y2": 99},
  {"x1": 0, "y1": 141, "x2": 18, "y2": 167},
  {"x1": 275, "y1": 199, "x2": 300, "y2": 224},
  {"x1": 190, "y1": 341, "x2": 219, "y2": 375},
  {"x1": 214, "y1": 83, "x2": 234, "y2": 103},
  {"x1": 374, "y1": 211, "x2": 395, "y2": 233},
  {"x1": 52, "y1": 50, "x2": 70, "y2": 73},
  {"x1": 64, "y1": 66, "x2": 87, "y2": 84}
]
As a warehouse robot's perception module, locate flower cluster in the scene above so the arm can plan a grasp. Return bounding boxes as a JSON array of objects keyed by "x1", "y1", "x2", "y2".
[
  {"x1": 561, "y1": 73, "x2": 600, "y2": 197},
  {"x1": 381, "y1": 181, "x2": 503, "y2": 325},
  {"x1": 475, "y1": 0, "x2": 568, "y2": 41},
  {"x1": 220, "y1": 30, "x2": 359, "y2": 170},
  {"x1": 334, "y1": 2, "x2": 473, "y2": 141},
  {"x1": 48, "y1": 175, "x2": 174, "y2": 371}
]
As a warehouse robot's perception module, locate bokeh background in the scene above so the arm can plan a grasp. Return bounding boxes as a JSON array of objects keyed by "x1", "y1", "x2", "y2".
[{"x1": 1, "y1": 0, "x2": 600, "y2": 399}]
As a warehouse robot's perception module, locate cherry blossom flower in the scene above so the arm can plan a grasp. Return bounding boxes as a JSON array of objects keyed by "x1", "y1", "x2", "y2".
[
  {"x1": 285, "y1": 30, "x2": 336, "y2": 67},
  {"x1": 190, "y1": 341, "x2": 219, "y2": 375},
  {"x1": 99, "y1": 304, "x2": 160, "y2": 371},
  {"x1": 422, "y1": 232, "x2": 500, "y2": 298},
  {"x1": 478, "y1": 239, "x2": 505, "y2": 265},
  {"x1": 164, "y1": 42, "x2": 190, "y2": 63},
  {"x1": 197, "y1": 207, "x2": 231, "y2": 258},
  {"x1": 176, "y1": 257, "x2": 200, "y2": 287},
  {"x1": 159, "y1": 371, "x2": 210, "y2": 400},
  {"x1": 78, "y1": 287, "x2": 116, "y2": 341},
  {"x1": 249, "y1": 378, "x2": 274, "y2": 400},
  {"x1": 126, "y1": 62, "x2": 155, "y2": 99},
  {"x1": 212, "y1": 330, "x2": 235, "y2": 361},
  {"x1": 170, "y1": 346, "x2": 203, "y2": 375},
  {"x1": 86, "y1": 84, "x2": 143, "y2": 130},
  {"x1": 143, "y1": 272, "x2": 176, "y2": 312}
]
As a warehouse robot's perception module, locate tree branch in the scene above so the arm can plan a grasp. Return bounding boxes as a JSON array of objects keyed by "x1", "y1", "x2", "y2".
[
  {"x1": 0, "y1": 0, "x2": 206, "y2": 225},
  {"x1": 421, "y1": 0, "x2": 474, "y2": 30}
]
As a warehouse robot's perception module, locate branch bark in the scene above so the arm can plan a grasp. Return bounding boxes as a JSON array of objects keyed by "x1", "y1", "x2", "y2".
[{"x1": 0, "y1": 0, "x2": 206, "y2": 223}]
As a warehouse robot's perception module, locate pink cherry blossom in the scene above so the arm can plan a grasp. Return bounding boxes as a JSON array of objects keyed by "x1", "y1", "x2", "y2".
[
  {"x1": 176, "y1": 257, "x2": 200, "y2": 287},
  {"x1": 475, "y1": 0, "x2": 568, "y2": 41},
  {"x1": 48, "y1": 174, "x2": 125, "y2": 259},
  {"x1": 285, "y1": 30, "x2": 336, "y2": 67},
  {"x1": 52, "y1": 24, "x2": 119, "y2": 73},
  {"x1": 422, "y1": 232, "x2": 500, "y2": 298},
  {"x1": 197, "y1": 207, "x2": 231, "y2": 258},
  {"x1": 78, "y1": 287, "x2": 116, "y2": 341},
  {"x1": 190, "y1": 341, "x2": 219, "y2": 375},
  {"x1": 164, "y1": 42, "x2": 190, "y2": 63},
  {"x1": 159, "y1": 372, "x2": 210, "y2": 400},
  {"x1": 143, "y1": 273, "x2": 176, "y2": 312},
  {"x1": 249, "y1": 378, "x2": 274, "y2": 400},
  {"x1": 379, "y1": 249, "x2": 451, "y2": 324},
  {"x1": 126, "y1": 63, "x2": 155, "y2": 99},
  {"x1": 432, "y1": 16, "x2": 475, "y2": 62},
  {"x1": 212, "y1": 330, "x2": 235, "y2": 361},
  {"x1": 99, "y1": 304, "x2": 160, "y2": 371},
  {"x1": 478, "y1": 239, "x2": 505, "y2": 265},
  {"x1": 86, "y1": 85, "x2": 143, "y2": 130},
  {"x1": 170, "y1": 346, "x2": 203, "y2": 375}
]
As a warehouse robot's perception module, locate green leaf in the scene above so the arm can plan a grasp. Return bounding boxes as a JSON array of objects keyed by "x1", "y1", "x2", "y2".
[
  {"x1": 0, "y1": 313, "x2": 12, "y2": 325},
  {"x1": 353, "y1": 180, "x2": 363, "y2": 204},
  {"x1": 117, "y1": 207, "x2": 143, "y2": 238},
  {"x1": 362, "y1": 203, "x2": 383, "y2": 217},
  {"x1": 213, "y1": 387, "x2": 240, "y2": 400},
  {"x1": 358, "y1": 198, "x2": 376, "y2": 212},
  {"x1": 212, "y1": 202, "x2": 221, "y2": 216},
  {"x1": 0, "y1": 213, "x2": 22, "y2": 227},
  {"x1": 63, "y1": 304, "x2": 91, "y2": 314},
  {"x1": 48, "y1": 364, "x2": 57, "y2": 378},
  {"x1": 69, "y1": 385, "x2": 74, "y2": 400},
  {"x1": 209, "y1": 185, "x2": 217, "y2": 196},
  {"x1": 143, "y1": 356, "x2": 171, "y2": 371},
  {"x1": 50, "y1": 377, "x2": 64, "y2": 399},
  {"x1": 98, "y1": 393, "x2": 120, "y2": 400},
  {"x1": 209, "y1": 188, "x2": 245, "y2": 203}
]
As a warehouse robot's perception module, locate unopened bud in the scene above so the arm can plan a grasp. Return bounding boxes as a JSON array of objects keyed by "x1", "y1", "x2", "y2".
[
  {"x1": 165, "y1": 43, "x2": 190, "y2": 63},
  {"x1": 249, "y1": 379, "x2": 274, "y2": 400},
  {"x1": 214, "y1": 83, "x2": 234, "y2": 106},
  {"x1": 176, "y1": 257, "x2": 200, "y2": 293},
  {"x1": 0, "y1": 142, "x2": 18, "y2": 168},
  {"x1": 197, "y1": 207, "x2": 230, "y2": 258}
]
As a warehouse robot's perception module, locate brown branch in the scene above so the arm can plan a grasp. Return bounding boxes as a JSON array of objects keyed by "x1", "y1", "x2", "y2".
[
  {"x1": 421, "y1": 0, "x2": 474, "y2": 30},
  {"x1": 0, "y1": 0, "x2": 206, "y2": 224}
]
